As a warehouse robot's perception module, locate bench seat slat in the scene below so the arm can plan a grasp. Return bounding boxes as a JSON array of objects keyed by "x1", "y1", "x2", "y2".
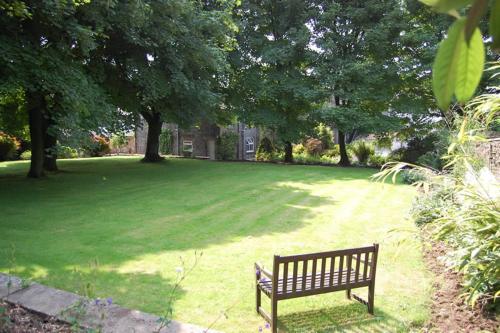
[{"x1": 258, "y1": 269, "x2": 367, "y2": 297}]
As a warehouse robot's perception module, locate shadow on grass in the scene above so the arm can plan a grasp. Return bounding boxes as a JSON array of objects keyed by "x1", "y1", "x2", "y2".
[
  {"x1": 278, "y1": 303, "x2": 402, "y2": 333},
  {"x1": 9, "y1": 263, "x2": 185, "y2": 318}
]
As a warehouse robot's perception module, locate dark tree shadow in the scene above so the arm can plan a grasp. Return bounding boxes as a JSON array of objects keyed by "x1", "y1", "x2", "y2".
[{"x1": 278, "y1": 303, "x2": 403, "y2": 333}]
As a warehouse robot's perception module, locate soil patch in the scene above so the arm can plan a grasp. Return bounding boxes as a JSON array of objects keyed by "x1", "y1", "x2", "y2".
[
  {"x1": 421, "y1": 232, "x2": 498, "y2": 333},
  {"x1": 0, "y1": 301, "x2": 71, "y2": 333}
]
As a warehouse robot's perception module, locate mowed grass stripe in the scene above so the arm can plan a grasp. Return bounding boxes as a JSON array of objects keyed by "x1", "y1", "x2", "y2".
[{"x1": 0, "y1": 157, "x2": 430, "y2": 333}]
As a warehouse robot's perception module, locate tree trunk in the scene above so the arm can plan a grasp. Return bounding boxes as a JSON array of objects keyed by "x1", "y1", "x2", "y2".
[
  {"x1": 43, "y1": 116, "x2": 58, "y2": 172},
  {"x1": 284, "y1": 141, "x2": 293, "y2": 163},
  {"x1": 141, "y1": 111, "x2": 163, "y2": 162},
  {"x1": 27, "y1": 104, "x2": 45, "y2": 178},
  {"x1": 338, "y1": 130, "x2": 351, "y2": 167}
]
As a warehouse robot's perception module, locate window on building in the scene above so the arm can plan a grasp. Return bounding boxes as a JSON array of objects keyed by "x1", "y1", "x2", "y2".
[
  {"x1": 245, "y1": 137, "x2": 255, "y2": 153},
  {"x1": 183, "y1": 140, "x2": 193, "y2": 152}
]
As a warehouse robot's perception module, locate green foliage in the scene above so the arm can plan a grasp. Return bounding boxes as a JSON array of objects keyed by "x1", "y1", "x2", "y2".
[
  {"x1": 292, "y1": 143, "x2": 305, "y2": 155},
  {"x1": 304, "y1": 138, "x2": 324, "y2": 156},
  {"x1": 401, "y1": 169, "x2": 428, "y2": 185},
  {"x1": 315, "y1": 124, "x2": 333, "y2": 150},
  {"x1": 159, "y1": 129, "x2": 173, "y2": 155},
  {"x1": 255, "y1": 137, "x2": 275, "y2": 162},
  {"x1": 231, "y1": 0, "x2": 320, "y2": 145},
  {"x1": 374, "y1": 75, "x2": 500, "y2": 308},
  {"x1": 0, "y1": 132, "x2": 19, "y2": 161},
  {"x1": 368, "y1": 155, "x2": 388, "y2": 168},
  {"x1": 0, "y1": 88, "x2": 28, "y2": 140},
  {"x1": 421, "y1": 0, "x2": 498, "y2": 110},
  {"x1": 19, "y1": 150, "x2": 31, "y2": 160},
  {"x1": 58, "y1": 146, "x2": 78, "y2": 159},
  {"x1": 410, "y1": 185, "x2": 454, "y2": 226},
  {"x1": 110, "y1": 133, "x2": 128, "y2": 152},
  {"x1": 350, "y1": 141, "x2": 375, "y2": 165},
  {"x1": 293, "y1": 153, "x2": 338, "y2": 166},
  {"x1": 323, "y1": 145, "x2": 340, "y2": 157},
  {"x1": 216, "y1": 132, "x2": 238, "y2": 161},
  {"x1": 432, "y1": 18, "x2": 484, "y2": 109},
  {"x1": 85, "y1": 136, "x2": 110, "y2": 158}
]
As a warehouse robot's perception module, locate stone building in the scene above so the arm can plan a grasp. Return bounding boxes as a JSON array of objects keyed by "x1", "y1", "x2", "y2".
[{"x1": 134, "y1": 118, "x2": 259, "y2": 160}]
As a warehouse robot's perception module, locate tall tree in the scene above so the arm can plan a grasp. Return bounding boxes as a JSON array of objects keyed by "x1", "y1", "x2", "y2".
[
  {"x1": 231, "y1": 0, "x2": 321, "y2": 162},
  {"x1": 0, "y1": 1, "x2": 114, "y2": 177},
  {"x1": 313, "y1": 0, "x2": 413, "y2": 166},
  {"x1": 88, "y1": 0, "x2": 236, "y2": 162}
]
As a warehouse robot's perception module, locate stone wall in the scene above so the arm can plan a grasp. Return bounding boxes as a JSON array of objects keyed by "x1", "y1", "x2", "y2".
[{"x1": 475, "y1": 138, "x2": 500, "y2": 178}]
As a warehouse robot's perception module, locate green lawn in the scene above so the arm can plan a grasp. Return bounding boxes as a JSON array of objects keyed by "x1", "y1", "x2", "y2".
[{"x1": 0, "y1": 157, "x2": 431, "y2": 332}]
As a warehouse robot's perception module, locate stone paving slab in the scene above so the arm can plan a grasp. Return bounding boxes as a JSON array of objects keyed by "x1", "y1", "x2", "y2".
[
  {"x1": 68, "y1": 302, "x2": 217, "y2": 333},
  {"x1": 1, "y1": 273, "x2": 220, "y2": 333},
  {"x1": 6, "y1": 283, "x2": 82, "y2": 317},
  {"x1": 0, "y1": 273, "x2": 25, "y2": 298}
]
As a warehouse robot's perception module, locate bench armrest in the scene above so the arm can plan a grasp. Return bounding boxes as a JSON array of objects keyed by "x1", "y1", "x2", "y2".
[{"x1": 255, "y1": 262, "x2": 273, "y2": 280}]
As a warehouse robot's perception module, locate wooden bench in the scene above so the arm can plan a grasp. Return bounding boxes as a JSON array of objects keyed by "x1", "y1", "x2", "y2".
[{"x1": 255, "y1": 244, "x2": 379, "y2": 332}]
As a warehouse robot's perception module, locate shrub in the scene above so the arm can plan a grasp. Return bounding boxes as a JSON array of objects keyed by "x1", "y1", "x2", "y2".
[
  {"x1": 401, "y1": 168, "x2": 427, "y2": 184},
  {"x1": 256, "y1": 137, "x2": 274, "y2": 162},
  {"x1": 323, "y1": 144, "x2": 340, "y2": 158},
  {"x1": 0, "y1": 132, "x2": 20, "y2": 161},
  {"x1": 58, "y1": 146, "x2": 78, "y2": 159},
  {"x1": 417, "y1": 151, "x2": 443, "y2": 170},
  {"x1": 110, "y1": 133, "x2": 129, "y2": 153},
  {"x1": 315, "y1": 124, "x2": 333, "y2": 150},
  {"x1": 159, "y1": 129, "x2": 173, "y2": 154},
  {"x1": 410, "y1": 186, "x2": 453, "y2": 226},
  {"x1": 292, "y1": 143, "x2": 305, "y2": 155},
  {"x1": 216, "y1": 132, "x2": 238, "y2": 160},
  {"x1": 20, "y1": 150, "x2": 31, "y2": 160},
  {"x1": 304, "y1": 138, "x2": 323, "y2": 156},
  {"x1": 368, "y1": 155, "x2": 387, "y2": 168},
  {"x1": 85, "y1": 135, "x2": 110, "y2": 157},
  {"x1": 350, "y1": 141, "x2": 374, "y2": 165}
]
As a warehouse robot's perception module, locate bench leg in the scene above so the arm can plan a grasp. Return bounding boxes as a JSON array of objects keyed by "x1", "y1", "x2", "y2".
[
  {"x1": 368, "y1": 283, "x2": 375, "y2": 314},
  {"x1": 256, "y1": 285, "x2": 261, "y2": 313},
  {"x1": 346, "y1": 289, "x2": 351, "y2": 299},
  {"x1": 271, "y1": 298, "x2": 278, "y2": 333}
]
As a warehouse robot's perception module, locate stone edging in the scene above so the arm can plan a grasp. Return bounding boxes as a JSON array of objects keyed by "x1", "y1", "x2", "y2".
[{"x1": 0, "y1": 273, "x2": 219, "y2": 333}]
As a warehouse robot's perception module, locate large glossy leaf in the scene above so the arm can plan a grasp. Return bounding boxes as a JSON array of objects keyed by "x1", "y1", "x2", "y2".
[
  {"x1": 491, "y1": 0, "x2": 500, "y2": 50},
  {"x1": 420, "y1": 0, "x2": 473, "y2": 13},
  {"x1": 432, "y1": 19, "x2": 466, "y2": 110},
  {"x1": 455, "y1": 26, "x2": 484, "y2": 102}
]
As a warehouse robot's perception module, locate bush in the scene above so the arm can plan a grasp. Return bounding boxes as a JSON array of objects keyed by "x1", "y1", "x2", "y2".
[
  {"x1": 85, "y1": 135, "x2": 110, "y2": 157},
  {"x1": 0, "y1": 132, "x2": 20, "y2": 161},
  {"x1": 58, "y1": 145, "x2": 78, "y2": 159},
  {"x1": 368, "y1": 155, "x2": 387, "y2": 168},
  {"x1": 401, "y1": 168, "x2": 427, "y2": 184},
  {"x1": 256, "y1": 137, "x2": 274, "y2": 162},
  {"x1": 110, "y1": 133, "x2": 129, "y2": 153},
  {"x1": 323, "y1": 144, "x2": 340, "y2": 158},
  {"x1": 304, "y1": 138, "x2": 323, "y2": 156},
  {"x1": 292, "y1": 143, "x2": 305, "y2": 155},
  {"x1": 410, "y1": 186, "x2": 453, "y2": 226},
  {"x1": 350, "y1": 141, "x2": 374, "y2": 165},
  {"x1": 159, "y1": 129, "x2": 173, "y2": 154},
  {"x1": 20, "y1": 150, "x2": 31, "y2": 160},
  {"x1": 315, "y1": 124, "x2": 333, "y2": 150},
  {"x1": 216, "y1": 132, "x2": 238, "y2": 160},
  {"x1": 417, "y1": 151, "x2": 443, "y2": 170}
]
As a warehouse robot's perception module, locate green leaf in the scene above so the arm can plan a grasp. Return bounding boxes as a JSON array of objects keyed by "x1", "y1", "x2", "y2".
[
  {"x1": 432, "y1": 19, "x2": 466, "y2": 110},
  {"x1": 455, "y1": 25, "x2": 484, "y2": 102},
  {"x1": 490, "y1": 0, "x2": 500, "y2": 50},
  {"x1": 420, "y1": 0, "x2": 473, "y2": 13}
]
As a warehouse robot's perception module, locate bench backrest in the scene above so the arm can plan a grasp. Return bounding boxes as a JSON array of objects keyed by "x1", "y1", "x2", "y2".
[{"x1": 272, "y1": 244, "x2": 379, "y2": 298}]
